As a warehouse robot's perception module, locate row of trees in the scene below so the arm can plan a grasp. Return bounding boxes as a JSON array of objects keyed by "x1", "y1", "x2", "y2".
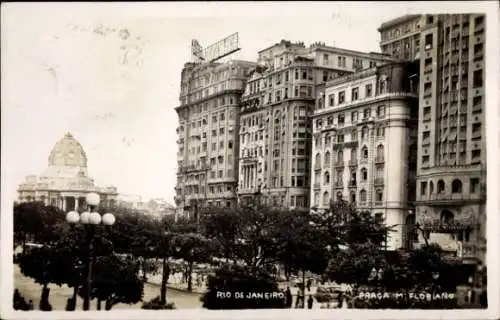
[{"x1": 14, "y1": 200, "x2": 471, "y2": 310}]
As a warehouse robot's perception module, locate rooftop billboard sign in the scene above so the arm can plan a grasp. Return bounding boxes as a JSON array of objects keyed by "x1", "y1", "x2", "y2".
[{"x1": 191, "y1": 32, "x2": 241, "y2": 63}]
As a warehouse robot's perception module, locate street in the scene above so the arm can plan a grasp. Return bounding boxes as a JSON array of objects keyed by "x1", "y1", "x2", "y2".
[{"x1": 13, "y1": 264, "x2": 203, "y2": 310}]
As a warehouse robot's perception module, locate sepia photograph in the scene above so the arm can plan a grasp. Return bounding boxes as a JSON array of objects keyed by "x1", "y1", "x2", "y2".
[{"x1": 1, "y1": 2, "x2": 499, "y2": 320}]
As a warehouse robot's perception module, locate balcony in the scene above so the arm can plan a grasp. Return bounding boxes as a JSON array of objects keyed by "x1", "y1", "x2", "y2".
[
  {"x1": 472, "y1": 103, "x2": 482, "y2": 113},
  {"x1": 314, "y1": 163, "x2": 322, "y2": 170},
  {"x1": 348, "y1": 160, "x2": 358, "y2": 167},
  {"x1": 348, "y1": 180, "x2": 357, "y2": 188},
  {"x1": 334, "y1": 182, "x2": 343, "y2": 189},
  {"x1": 313, "y1": 183, "x2": 321, "y2": 190},
  {"x1": 417, "y1": 191, "x2": 486, "y2": 206},
  {"x1": 335, "y1": 161, "x2": 345, "y2": 168},
  {"x1": 375, "y1": 157, "x2": 385, "y2": 164},
  {"x1": 374, "y1": 178, "x2": 384, "y2": 186},
  {"x1": 374, "y1": 201, "x2": 384, "y2": 207},
  {"x1": 360, "y1": 158, "x2": 369, "y2": 164}
]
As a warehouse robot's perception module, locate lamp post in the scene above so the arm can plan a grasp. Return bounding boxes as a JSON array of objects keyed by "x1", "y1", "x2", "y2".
[{"x1": 65, "y1": 192, "x2": 115, "y2": 311}]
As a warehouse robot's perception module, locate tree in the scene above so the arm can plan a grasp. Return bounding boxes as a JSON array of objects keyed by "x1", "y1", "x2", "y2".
[
  {"x1": 201, "y1": 264, "x2": 286, "y2": 309},
  {"x1": 275, "y1": 209, "x2": 329, "y2": 297},
  {"x1": 171, "y1": 233, "x2": 218, "y2": 292},
  {"x1": 83, "y1": 255, "x2": 144, "y2": 310},
  {"x1": 18, "y1": 244, "x2": 75, "y2": 309},
  {"x1": 13, "y1": 202, "x2": 66, "y2": 251}
]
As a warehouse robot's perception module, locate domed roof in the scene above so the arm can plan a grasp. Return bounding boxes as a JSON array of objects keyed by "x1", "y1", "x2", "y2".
[{"x1": 48, "y1": 132, "x2": 88, "y2": 168}]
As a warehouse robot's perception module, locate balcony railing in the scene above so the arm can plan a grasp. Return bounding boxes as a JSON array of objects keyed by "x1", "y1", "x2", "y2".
[
  {"x1": 418, "y1": 192, "x2": 486, "y2": 203},
  {"x1": 348, "y1": 160, "x2": 358, "y2": 166},
  {"x1": 335, "y1": 161, "x2": 345, "y2": 168},
  {"x1": 374, "y1": 178, "x2": 385, "y2": 185},
  {"x1": 334, "y1": 182, "x2": 343, "y2": 189},
  {"x1": 375, "y1": 157, "x2": 385, "y2": 164},
  {"x1": 313, "y1": 183, "x2": 321, "y2": 190}
]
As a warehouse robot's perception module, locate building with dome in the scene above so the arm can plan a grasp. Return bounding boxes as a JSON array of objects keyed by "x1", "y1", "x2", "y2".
[{"x1": 17, "y1": 133, "x2": 118, "y2": 211}]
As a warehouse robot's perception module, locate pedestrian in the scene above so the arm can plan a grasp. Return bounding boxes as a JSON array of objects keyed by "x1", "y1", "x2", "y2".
[
  {"x1": 285, "y1": 287, "x2": 292, "y2": 308},
  {"x1": 306, "y1": 279, "x2": 312, "y2": 292},
  {"x1": 28, "y1": 300, "x2": 34, "y2": 310},
  {"x1": 307, "y1": 295, "x2": 314, "y2": 309}
]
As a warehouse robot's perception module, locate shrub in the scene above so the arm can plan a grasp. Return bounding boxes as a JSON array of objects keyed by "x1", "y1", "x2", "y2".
[
  {"x1": 201, "y1": 264, "x2": 286, "y2": 309},
  {"x1": 141, "y1": 296, "x2": 176, "y2": 310}
]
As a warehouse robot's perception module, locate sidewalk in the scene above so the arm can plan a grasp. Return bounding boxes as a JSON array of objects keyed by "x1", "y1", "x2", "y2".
[{"x1": 146, "y1": 273, "x2": 207, "y2": 294}]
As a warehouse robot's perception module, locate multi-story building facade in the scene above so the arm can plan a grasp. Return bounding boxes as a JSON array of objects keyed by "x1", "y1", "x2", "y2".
[
  {"x1": 412, "y1": 14, "x2": 486, "y2": 265},
  {"x1": 378, "y1": 14, "x2": 426, "y2": 61},
  {"x1": 311, "y1": 61, "x2": 419, "y2": 250},
  {"x1": 175, "y1": 60, "x2": 256, "y2": 218},
  {"x1": 238, "y1": 40, "x2": 397, "y2": 209}
]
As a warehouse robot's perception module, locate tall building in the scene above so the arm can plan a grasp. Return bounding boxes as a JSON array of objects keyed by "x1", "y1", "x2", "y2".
[
  {"x1": 237, "y1": 40, "x2": 396, "y2": 208},
  {"x1": 311, "y1": 61, "x2": 419, "y2": 250},
  {"x1": 175, "y1": 60, "x2": 256, "y2": 218},
  {"x1": 413, "y1": 14, "x2": 487, "y2": 264},
  {"x1": 17, "y1": 133, "x2": 118, "y2": 211},
  {"x1": 378, "y1": 14, "x2": 426, "y2": 61}
]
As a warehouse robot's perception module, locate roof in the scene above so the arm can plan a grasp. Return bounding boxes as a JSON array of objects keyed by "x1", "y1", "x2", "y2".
[{"x1": 378, "y1": 14, "x2": 422, "y2": 31}]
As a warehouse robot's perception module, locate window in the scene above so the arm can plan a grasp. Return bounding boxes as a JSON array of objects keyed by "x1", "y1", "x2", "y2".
[
  {"x1": 361, "y1": 168, "x2": 368, "y2": 181},
  {"x1": 377, "y1": 105, "x2": 385, "y2": 118},
  {"x1": 376, "y1": 189, "x2": 383, "y2": 202},
  {"x1": 421, "y1": 181, "x2": 428, "y2": 195},
  {"x1": 337, "y1": 150, "x2": 343, "y2": 163},
  {"x1": 437, "y1": 180, "x2": 445, "y2": 193},
  {"x1": 351, "y1": 111, "x2": 358, "y2": 122},
  {"x1": 323, "y1": 191, "x2": 330, "y2": 206},
  {"x1": 351, "y1": 87, "x2": 359, "y2": 101},
  {"x1": 338, "y1": 91, "x2": 345, "y2": 104},
  {"x1": 473, "y1": 69, "x2": 483, "y2": 88},
  {"x1": 360, "y1": 189, "x2": 367, "y2": 202},
  {"x1": 350, "y1": 148, "x2": 357, "y2": 162},
  {"x1": 452, "y1": 179, "x2": 463, "y2": 193},
  {"x1": 315, "y1": 153, "x2": 321, "y2": 166},
  {"x1": 365, "y1": 84, "x2": 373, "y2": 97},
  {"x1": 362, "y1": 146, "x2": 368, "y2": 159},
  {"x1": 338, "y1": 114, "x2": 345, "y2": 126},
  {"x1": 324, "y1": 151, "x2": 331, "y2": 165},
  {"x1": 323, "y1": 54, "x2": 329, "y2": 65},
  {"x1": 361, "y1": 126, "x2": 369, "y2": 140},
  {"x1": 376, "y1": 144, "x2": 384, "y2": 160},
  {"x1": 425, "y1": 34, "x2": 433, "y2": 49},
  {"x1": 323, "y1": 71, "x2": 328, "y2": 82},
  {"x1": 470, "y1": 178, "x2": 480, "y2": 193},
  {"x1": 220, "y1": 111, "x2": 225, "y2": 121},
  {"x1": 324, "y1": 171, "x2": 330, "y2": 184},
  {"x1": 350, "y1": 192, "x2": 356, "y2": 203},
  {"x1": 329, "y1": 94, "x2": 335, "y2": 106}
]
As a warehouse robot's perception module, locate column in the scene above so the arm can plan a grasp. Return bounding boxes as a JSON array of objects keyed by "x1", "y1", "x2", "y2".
[
  {"x1": 75, "y1": 196, "x2": 79, "y2": 211},
  {"x1": 244, "y1": 166, "x2": 248, "y2": 189},
  {"x1": 62, "y1": 197, "x2": 67, "y2": 212}
]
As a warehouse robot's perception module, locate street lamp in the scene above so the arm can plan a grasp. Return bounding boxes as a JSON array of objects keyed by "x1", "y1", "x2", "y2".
[{"x1": 65, "y1": 192, "x2": 115, "y2": 311}]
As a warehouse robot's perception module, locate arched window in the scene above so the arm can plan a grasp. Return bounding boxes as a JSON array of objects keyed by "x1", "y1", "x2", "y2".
[
  {"x1": 440, "y1": 210, "x2": 454, "y2": 224},
  {"x1": 337, "y1": 150, "x2": 344, "y2": 163},
  {"x1": 351, "y1": 148, "x2": 357, "y2": 162},
  {"x1": 336, "y1": 192, "x2": 343, "y2": 201},
  {"x1": 437, "y1": 180, "x2": 445, "y2": 193},
  {"x1": 315, "y1": 153, "x2": 321, "y2": 166},
  {"x1": 324, "y1": 151, "x2": 331, "y2": 165},
  {"x1": 315, "y1": 136, "x2": 321, "y2": 147},
  {"x1": 361, "y1": 126, "x2": 369, "y2": 140},
  {"x1": 429, "y1": 181, "x2": 434, "y2": 194},
  {"x1": 376, "y1": 144, "x2": 384, "y2": 160},
  {"x1": 323, "y1": 191, "x2": 330, "y2": 205},
  {"x1": 350, "y1": 192, "x2": 356, "y2": 203},
  {"x1": 376, "y1": 189, "x2": 383, "y2": 202},
  {"x1": 327, "y1": 116, "x2": 334, "y2": 125},
  {"x1": 452, "y1": 179, "x2": 462, "y2": 193},
  {"x1": 362, "y1": 146, "x2": 369, "y2": 159},
  {"x1": 314, "y1": 192, "x2": 319, "y2": 206},
  {"x1": 351, "y1": 129, "x2": 357, "y2": 141},
  {"x1": 324, "y1": 171, "x2": 330, "y2": 184},
  {"x1": 361, "y1": 168, "x2": 368, "y2": 181},
  {"x1": 360, "y1": 189, "x2": 367, "y2": 202}
]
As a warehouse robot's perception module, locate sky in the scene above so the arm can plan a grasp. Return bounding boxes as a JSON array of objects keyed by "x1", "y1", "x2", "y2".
[{"x1": 1, "y1": 1, "x2": 494, "y2": 205}]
